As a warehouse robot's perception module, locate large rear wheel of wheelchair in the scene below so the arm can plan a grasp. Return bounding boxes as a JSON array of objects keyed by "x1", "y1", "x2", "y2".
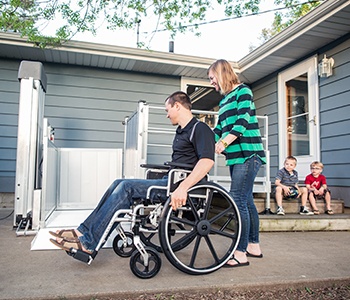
[
  {"x1": 113, "y1": 232, "x2": 136, "y2": 257},
  {"x1": 129, "y1": 247, "x2": 162, "y2": 279},
  {"x1": 159, "y1": 183, "x2": 241, "y2": 275}
]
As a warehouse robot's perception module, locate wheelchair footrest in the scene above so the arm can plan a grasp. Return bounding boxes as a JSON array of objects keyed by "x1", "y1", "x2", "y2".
[{"x1": 69, "y1": 248, "x2": 97, "y2": 265}]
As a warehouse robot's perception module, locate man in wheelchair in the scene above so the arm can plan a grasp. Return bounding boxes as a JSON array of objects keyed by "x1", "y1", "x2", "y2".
[{"x1": 50, "y1": 91, "x2": 215, "y2": 259}]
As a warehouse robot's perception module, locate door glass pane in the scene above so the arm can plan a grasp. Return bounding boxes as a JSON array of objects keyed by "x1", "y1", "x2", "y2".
[
  {"x1": 187, "y1": 85, "x2": 219, "y2": 127},
  {"x1": 286, "y1": 73, "x2": 309, "y2": 156}
]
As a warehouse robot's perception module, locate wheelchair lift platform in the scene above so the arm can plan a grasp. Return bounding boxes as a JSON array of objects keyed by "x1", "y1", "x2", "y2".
[{"x1": 30, "y1": 209, "x2": 91, "y2": 250}]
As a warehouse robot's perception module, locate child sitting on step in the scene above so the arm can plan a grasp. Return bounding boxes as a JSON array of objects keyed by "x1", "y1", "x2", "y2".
[
  {"x1": 305, "y1": 161, "x2": 333, "y2": 215},
  {"x1": 274, "y1": 156, "x2": 313, "y2": 216}
]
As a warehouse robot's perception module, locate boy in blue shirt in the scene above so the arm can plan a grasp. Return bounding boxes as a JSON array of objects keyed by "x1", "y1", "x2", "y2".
[{"x1": 274, "y1": 156, "x2": 313, "y2": 216}]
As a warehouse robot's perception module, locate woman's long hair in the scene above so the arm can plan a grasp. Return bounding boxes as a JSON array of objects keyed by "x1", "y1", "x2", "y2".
[{"x1": 208, "y1": 59, "x2": 240, "y2": 95}]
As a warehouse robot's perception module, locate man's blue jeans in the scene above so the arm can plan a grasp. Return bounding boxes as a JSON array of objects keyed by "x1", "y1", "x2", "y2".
[
  {"x1": 229, "y1": 155, "x2": 263, "y2": 253},
  {"x1": 78, "y1": 178, "x2": 168, "y2": 251}
]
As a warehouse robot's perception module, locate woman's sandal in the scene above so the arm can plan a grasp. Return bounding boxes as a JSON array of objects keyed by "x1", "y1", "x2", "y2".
[
  {"x1": 325, "y1": 209, "x2": 334, "y2": 215},
  {"x1": 246, "y1": 251, "x2": 263, "y2": 258},
  {"x1": 50, "y1": 238, "x2": 83, "y2": 251},
  {"x1": 223, "y1": 257, "x2": 250, "y2": 268},
  {"x1": 49, "y1": 229, "x2": 80, "y2": 242},
  {"x1": 313, "y1": 210, "x2": 320, "y2": 215}
]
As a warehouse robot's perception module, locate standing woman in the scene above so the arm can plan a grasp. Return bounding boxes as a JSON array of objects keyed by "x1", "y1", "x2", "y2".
[{"x1": 208, "y1": 59, "x2": 266, "y2": 267}]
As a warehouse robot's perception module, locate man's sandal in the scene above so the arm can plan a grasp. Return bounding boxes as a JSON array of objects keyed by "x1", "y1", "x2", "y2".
[
  {"x1": 313, "y1": 210, "x2": 320, "y2": 215},
  {"x1": 50, "y1": 238, "x2": 82, "y2": 251},
  {"x1": 325, "y1": 209, "x2": 334, "y2": 215},
  {"x1": 49, "y1": 229, "x2": 79, "y2": 242}
]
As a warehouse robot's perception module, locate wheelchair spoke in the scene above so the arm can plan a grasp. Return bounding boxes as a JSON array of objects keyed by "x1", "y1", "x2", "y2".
[
  {"x1": 202, "y1": 188, "x2": 214, "y2": 219},
  {"x1": 170, "y1": 214, "x2": 195, "y2": 227},
  {"x1": 170, "y1": 228, "x2": 197, "y2": 250},
  {"x1": 189, "y1": 235, "x2": 202, "y2": 267},
  {"x1": 209, "y1": 226, "x2": 237, "y2": 239},
  {"x1": 208, "y1": 206, "x2": 234, "y2": 224},
  {"x1": 218, "y1": 213, "x2": 237, "y2": 231},
  {"x1": 203, "y1": 235, "x2": 220, "y2": 263},
  {"x1": 186, "y1": 197, "x2": 201, "y2": 222}
]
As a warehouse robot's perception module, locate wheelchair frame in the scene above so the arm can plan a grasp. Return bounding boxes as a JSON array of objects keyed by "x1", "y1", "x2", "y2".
[{"x1": 66, "y1": 163, "x2": 241, "y2": 279}]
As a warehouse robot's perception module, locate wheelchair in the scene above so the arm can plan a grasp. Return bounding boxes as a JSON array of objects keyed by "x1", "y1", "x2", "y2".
[{"x1": 66, "y1": 162, "x2": 241, "y2": 279}]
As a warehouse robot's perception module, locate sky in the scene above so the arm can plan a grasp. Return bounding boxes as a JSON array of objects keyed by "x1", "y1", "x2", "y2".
[{"x1": 71, "y1": 3, "x2": 278, "y2": 62}]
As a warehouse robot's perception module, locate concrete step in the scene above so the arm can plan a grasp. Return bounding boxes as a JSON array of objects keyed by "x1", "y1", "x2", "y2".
[
  {"x1": 254, "y1": 197, "x2": 344, "y2": 214},
  {"x1": 255, "y1": 197, "x2": 350, "y2": 231},
  {"x1": 259, "y1": 212, "x2": 350, "y2": 231}
]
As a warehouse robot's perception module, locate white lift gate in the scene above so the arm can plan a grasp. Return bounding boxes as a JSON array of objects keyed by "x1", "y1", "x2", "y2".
[
  {"x1": 123, "y1": 101, "x2": 271, "y2": 212},
  {"x1": 14, "y1": 61, "x2": 47, "y2": 232},
  {"x1": 14, "y1": 61, "x2": 122, "y2": 250}
]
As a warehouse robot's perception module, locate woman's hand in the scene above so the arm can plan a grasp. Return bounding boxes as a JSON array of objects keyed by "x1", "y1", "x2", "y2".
[{"x1": 215, "y1": 134, "x2": 237, "y2": 154}]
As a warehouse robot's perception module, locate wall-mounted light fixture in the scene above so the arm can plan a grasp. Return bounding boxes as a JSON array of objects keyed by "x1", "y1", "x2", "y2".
[{"x1": 318, "y1": 54, "x2": 334, "y2": 78}]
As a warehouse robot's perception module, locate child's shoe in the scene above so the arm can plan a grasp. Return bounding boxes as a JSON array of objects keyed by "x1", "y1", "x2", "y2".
[
  {"x1": 299, "y1": 208, "x2": 314, "y2": 215},
  {"x1": 276, "y1": 206, "x2": 285, "y2": 215}
]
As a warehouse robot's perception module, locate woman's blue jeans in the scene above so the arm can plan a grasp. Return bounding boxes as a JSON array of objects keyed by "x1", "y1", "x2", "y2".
[
  {"x1": 78, "y1": 177, "x2": 168, "y2": 251},
  {"x1": 229, "y1": 155, "x2": 263, "y2": 252}
]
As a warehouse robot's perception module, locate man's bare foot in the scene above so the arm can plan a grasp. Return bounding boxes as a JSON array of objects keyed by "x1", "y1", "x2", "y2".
[
  {"x1": 50, "y1": 236, "x2": 92, "y2": 254},
  {"x1": 49, "y1": 229, "x2": 82, "y2": 242}
]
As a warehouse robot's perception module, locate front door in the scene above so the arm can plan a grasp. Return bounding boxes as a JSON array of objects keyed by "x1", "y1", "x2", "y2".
[{"x1": 278, "y1": 56, "x2": 320, "y2": 178}]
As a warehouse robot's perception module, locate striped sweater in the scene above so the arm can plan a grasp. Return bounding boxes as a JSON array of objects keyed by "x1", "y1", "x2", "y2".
[{"x1": 214, "y1": 84, "x2": 266, "y2": 165}]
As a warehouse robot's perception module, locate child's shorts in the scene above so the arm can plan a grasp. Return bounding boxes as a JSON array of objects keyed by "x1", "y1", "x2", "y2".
[
  {"x1": 309, "y1": 188, "x2": 331, "y2": 200},
  {"x1": 273, "y1": 186, "x2": 299, "y2": 200},
  {"x1": 284, "y1": 186, "x2": 299, "y2": 200}
]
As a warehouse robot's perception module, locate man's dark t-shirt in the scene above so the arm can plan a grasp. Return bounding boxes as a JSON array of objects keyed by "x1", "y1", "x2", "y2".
[{"x1": 171, "y1": 117, "x2": 215, "y2": 167}]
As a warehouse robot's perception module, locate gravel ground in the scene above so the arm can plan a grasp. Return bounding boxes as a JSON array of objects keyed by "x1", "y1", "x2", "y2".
[
  {"x1": 124, "y1": 284, "x2": 350, "y2": 300},
  {"x1": 62, "y1": 282, "x2": 350, "y2": 300},
  {"x1": 135, "y1": 285, "x2": 350, "y2": 300}
]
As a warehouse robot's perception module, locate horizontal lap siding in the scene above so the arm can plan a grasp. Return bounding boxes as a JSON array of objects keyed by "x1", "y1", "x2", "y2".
[
  {"x1": 319, "y1": 39, "x2": 350, "y2": 187},
  {"x1": 0, "y1": 59, "x2": 180, "y2": 192},
  {"x1": 0, "y1": 60, "x2": 20, "y2": 192},
  {"x1": 44, "y1": 63, "x2": 179, "y2": 149},
  {"x1": 252, "y1": 78, "x2": 279, "y2": 181}
]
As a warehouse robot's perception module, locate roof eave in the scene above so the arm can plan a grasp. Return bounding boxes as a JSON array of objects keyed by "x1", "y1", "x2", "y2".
[{"x1": 238, "y1": 0, "x2": 350, "y2": 72}]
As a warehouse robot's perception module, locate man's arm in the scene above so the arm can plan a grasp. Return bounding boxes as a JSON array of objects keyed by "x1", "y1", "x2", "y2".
[{"x1": 170, "y1": 158, "x2": 214, "y2": 210}]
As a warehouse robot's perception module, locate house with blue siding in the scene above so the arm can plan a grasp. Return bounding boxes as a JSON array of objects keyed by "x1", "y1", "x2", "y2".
[{"x1": 0, "y1": 0, "x2": 349, "y2": 209}]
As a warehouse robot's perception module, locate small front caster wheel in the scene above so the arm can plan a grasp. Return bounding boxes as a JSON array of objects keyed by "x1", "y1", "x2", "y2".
[
  {"x1": 129, "y1": 247, "x2": 162, "y2": 279},
  {"x1": 113, "y1": 232, "x2": 135, "y2": 257}
]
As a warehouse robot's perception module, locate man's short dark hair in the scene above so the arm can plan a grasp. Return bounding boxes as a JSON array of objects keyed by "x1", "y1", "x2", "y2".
[{"x1": 166, "y1": 91, "x2": 192, "y2": 110}]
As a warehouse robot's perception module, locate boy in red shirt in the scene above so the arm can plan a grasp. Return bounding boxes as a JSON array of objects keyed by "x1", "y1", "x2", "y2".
[{"x1": 305, "y1": 161, "x2": 333, "y2": 215}]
